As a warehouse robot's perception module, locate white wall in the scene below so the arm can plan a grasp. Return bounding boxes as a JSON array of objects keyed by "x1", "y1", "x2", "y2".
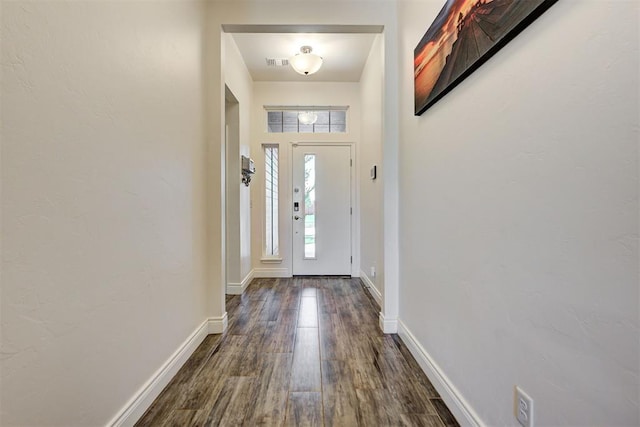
[
  {"x1": 1, "y1": 1, "x2": 210, "y2": 426},
  {"x1": 225, "y1": 93, "x2": 242, "y2": 285},
  {"x1": 359, "y1": 34, "x2": 384, "y2": 304},
  {"x1": 397, "y1": 0, "x2": 639, "y2": 426},
  {"x1": 250, "y1": 82, "x2": 361, "y2": 277},
  {"x1": 224, "y1": 33, "x2": 253, "y2": 290}
]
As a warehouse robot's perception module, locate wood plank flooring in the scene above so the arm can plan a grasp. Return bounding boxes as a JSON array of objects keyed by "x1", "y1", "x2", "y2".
[{"x1": 136, "y1": 277, "x2": 459, "y2": 427}]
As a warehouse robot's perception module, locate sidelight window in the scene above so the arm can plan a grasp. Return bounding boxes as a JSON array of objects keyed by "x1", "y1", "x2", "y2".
[{"x1": 264, "y1": 145, "x2": 279, "y2": 257}]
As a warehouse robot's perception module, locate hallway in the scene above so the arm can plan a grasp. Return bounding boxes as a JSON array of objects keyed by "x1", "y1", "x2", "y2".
[{"x1": 136, "y1": 277, "x2": 459, "y2": 426}]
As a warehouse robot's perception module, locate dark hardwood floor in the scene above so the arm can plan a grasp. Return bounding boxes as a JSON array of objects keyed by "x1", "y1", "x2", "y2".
[{"x1": 136, "y1": 277, "x2": 459, "y2": 427}]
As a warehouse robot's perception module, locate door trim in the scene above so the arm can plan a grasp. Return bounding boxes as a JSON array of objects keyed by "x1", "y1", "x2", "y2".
[{"x1": 288, "y1": 142, "x2": 358, "y2": 276}]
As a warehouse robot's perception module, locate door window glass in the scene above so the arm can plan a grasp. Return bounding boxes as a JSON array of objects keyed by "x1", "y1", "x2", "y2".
[{"x1": 304, "y1": 154, "x2": 316, "y2": 259}]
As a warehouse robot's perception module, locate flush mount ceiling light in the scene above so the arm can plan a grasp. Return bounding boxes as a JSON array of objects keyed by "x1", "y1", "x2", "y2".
[
  {"x1": 290, "y1": 46, "x2": 323, "y2": 76},
  {"x1": 298, "y1": 111, "x2": 318, "y2": 125}
]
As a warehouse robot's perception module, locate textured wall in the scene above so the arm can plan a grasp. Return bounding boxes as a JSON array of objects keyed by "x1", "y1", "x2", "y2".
[
  {"x1": 359, "y1": 34, "x2": 385, "y2": 299},
  {"x1": 1, "y1": 2, "x2": 209, "y2": 425},
  {"x1": 398, "y1": 0, "x2": 639, "y2": 425},
  {"x1": 224, "y1": 33, "x2": 253, "y2": 286}
]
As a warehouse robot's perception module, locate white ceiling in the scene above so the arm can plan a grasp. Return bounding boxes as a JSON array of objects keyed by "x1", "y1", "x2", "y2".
[{"x1": 230, "y1": 33, "x2": 378, "y2": 82}]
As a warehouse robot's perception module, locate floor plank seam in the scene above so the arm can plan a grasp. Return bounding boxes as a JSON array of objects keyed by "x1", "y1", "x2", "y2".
[{"x1": 135, "y1": 277, "x2": 460, "y2": 427}]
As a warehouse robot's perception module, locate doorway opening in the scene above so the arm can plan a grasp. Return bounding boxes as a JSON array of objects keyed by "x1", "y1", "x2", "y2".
[{"x1": 221, "y1": 22, "x2": 397, "y2": 332}]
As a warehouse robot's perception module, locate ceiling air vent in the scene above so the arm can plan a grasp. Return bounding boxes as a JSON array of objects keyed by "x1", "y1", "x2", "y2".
[{"x1": 265, "y1": 58, "x2": 290, "y2": 67}]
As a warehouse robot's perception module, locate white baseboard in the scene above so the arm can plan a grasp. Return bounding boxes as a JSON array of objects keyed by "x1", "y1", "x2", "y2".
[
  {"x1": 226, "y1": 282, "x2": 243, "y2": 294},
  {"x1": 398, "y1": 320, "x2": 485, "y2": 427},
  {"x1": 359, "y1": 271, "x2": 382, "y2": 307},
  {"x1": 107, "y1": 320, "x2": 209, "y2": 427},
  {"x1": 378, "y1": 312, "x2": 398, "y2": 334},
  {"x1": 226, "y1": 269, "x2": 254, "y2": 295},
  {"x1": 253, "y1": 267, "x2": 290, "y2": 278},
  {"x1": 208, "y1": 313, "x2": 228, "y2": 334}
]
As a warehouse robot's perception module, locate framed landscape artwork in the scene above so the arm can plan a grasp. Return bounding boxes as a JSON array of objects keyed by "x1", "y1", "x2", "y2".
[{"x1": 414, "y1": 0, "x2": 557, "y2": 115}]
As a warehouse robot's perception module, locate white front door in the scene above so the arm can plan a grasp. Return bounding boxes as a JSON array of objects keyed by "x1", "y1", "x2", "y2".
[{"x1": 292, "y1": 144, "x2": 352, "y2": 276}]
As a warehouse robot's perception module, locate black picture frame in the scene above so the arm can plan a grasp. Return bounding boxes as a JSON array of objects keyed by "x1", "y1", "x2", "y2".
[{"x1": 414, "y1": 0, "x2": 558, "y2": 116}]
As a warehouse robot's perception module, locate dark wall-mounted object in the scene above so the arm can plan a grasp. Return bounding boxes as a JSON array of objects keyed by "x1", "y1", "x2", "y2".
[
  {"x1": 241, "y1": 155, "x2": 255, "y2": 186},
  {"x1": 414, "y1": 0, "x2": 557, "y2": 115},
  {"x1": 370, "y1": 165, "x2": 377, "y2": 180}
]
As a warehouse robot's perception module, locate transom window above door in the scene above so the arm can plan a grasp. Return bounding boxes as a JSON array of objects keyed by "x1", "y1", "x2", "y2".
[{"x1": 265, "y1": 107, "x2": 347, "y2": 133}]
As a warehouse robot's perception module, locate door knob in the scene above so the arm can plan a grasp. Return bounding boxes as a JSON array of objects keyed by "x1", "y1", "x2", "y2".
[{"x1": 294, "y1": 215, "x2": 301, "y2": 220}]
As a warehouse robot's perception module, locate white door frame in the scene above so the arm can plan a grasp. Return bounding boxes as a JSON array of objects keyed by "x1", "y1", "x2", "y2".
[{"x1": 288, "y1": 141, "x2": 358, "y2": 277}]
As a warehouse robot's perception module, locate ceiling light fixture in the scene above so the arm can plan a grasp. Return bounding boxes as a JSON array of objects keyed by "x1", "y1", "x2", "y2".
[
  {"x1": 290, "y1": 46, "x2": 323, "y2": 76},
  {"x1": 298, "y1": 111, "x2": 318, "y2": 125}
]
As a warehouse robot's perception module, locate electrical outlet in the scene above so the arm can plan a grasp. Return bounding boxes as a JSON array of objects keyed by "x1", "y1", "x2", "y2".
[
  {"x1": 515, "y1": 386, "x2": 534, "y2": 427},
  {"x1": 370, "y1": 267, "x2": 376, "y2": 277}
]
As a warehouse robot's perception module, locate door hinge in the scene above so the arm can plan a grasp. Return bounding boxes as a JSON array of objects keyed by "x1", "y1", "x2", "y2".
[
  {"x1": 350, "y1": 159, "x2": 352, "y2": 167},
  {"x1": 350, "y1": 207, "x2": 352, "y2": 215},
  {"x1": 350, "y1": 256, "x2": 353, "y2": 264}
]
